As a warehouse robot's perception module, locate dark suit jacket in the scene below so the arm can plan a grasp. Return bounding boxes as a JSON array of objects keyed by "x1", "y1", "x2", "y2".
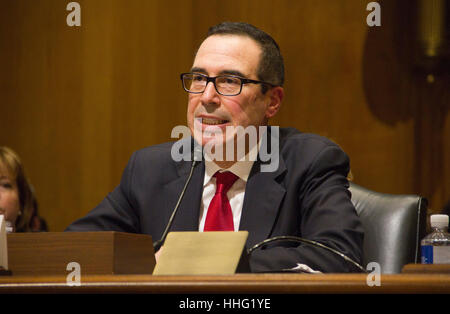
[{"x1": 66, "y1": 127, "x2": 364, "y2": 273}]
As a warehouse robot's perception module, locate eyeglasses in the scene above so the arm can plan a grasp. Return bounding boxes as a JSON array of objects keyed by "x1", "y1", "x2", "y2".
[{"x1": 180, "y1": 72, "x2": 274, "y2": 96}]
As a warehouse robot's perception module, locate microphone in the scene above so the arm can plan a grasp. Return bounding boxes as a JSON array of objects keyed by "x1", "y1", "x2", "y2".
[
  {"x1": 153, "y1": 144, "x2": 202, "y2": 252},
  {"x1": 248, "y1": 235, "x2": 366, "y2": 273}
]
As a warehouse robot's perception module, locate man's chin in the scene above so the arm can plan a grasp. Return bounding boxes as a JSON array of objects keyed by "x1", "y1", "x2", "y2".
[
  {"x1": 192, "y1": 130, "x2": 233, "y2": 147},
  {"x1": 196, "y1": 136, "x2": 226, "y2": 149},
  {"x1": 195, "y1": 134, "x2": 237, "y2": 159}
]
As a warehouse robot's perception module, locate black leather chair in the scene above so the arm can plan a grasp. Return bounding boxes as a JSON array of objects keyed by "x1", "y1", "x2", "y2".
[{"x1": 349, "y1": 182, "x2": 428, "y2": 274}]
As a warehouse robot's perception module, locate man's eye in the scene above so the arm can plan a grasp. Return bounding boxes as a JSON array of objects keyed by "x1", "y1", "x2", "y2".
[
  {"x1": 192, "y1": 75, "x2": 206, "y2": 81},
  {"x1": 220, "y1": 77, "x2": 240, "y2": 85}
]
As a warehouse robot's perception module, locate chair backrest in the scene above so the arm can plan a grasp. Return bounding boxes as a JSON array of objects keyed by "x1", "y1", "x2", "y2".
[{"x1": 349, "y1": 182, "x2": 427, "y2": 274}]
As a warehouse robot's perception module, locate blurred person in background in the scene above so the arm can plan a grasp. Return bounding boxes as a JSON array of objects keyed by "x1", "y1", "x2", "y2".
[{"x1": 0, "y1": 146, "x2": 47, "y2": 232}]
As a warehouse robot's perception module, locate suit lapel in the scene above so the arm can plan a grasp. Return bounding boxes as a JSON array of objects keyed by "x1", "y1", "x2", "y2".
[{"x1": 239, "y1": 157, "x2": 287, "y2": 248}]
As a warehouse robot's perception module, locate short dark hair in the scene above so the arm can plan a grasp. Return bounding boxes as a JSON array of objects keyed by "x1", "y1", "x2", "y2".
[{"x1": 206, "y1": 22, "x2": 285, "y2": 91}]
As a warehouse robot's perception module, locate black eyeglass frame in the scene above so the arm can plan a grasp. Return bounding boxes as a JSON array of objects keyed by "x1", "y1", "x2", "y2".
[{"x1": 180, "y1": 72, "x2": 276, "y2": 96}]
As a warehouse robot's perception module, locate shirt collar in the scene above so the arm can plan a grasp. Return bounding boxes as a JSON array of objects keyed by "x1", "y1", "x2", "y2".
[{"x1": 203, "y1": 141, "x2": 258, "y2": 186}]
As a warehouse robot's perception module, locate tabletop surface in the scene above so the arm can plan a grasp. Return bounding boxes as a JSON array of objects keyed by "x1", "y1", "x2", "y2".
[{"x1": 1, "y1": 272, "x2": 450, "y2": 293}]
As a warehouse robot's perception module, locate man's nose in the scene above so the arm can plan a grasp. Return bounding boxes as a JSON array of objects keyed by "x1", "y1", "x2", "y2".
[{"x1": 200, "y1": 81, "x2": 220, "y2": 104}]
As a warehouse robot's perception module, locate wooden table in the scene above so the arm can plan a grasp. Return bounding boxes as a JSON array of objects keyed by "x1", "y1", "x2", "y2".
[{"x1": 1, "y1": 273, "x2": 450, "y2": 294}]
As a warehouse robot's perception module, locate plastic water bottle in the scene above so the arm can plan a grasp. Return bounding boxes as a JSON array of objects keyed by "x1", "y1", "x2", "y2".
[{"x1": 421, "y1": 214, "x2": 450, "y2": 264}]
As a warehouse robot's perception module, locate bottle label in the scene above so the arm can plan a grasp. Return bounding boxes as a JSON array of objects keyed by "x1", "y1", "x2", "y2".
[
  {"x1": 421, "y1": 245, "x2": 450, "y2": 264},
  {"x1": 421, "y1": 245, "x2": 433, "y2": 264},
  {"x1": 434, "y1": 247, "x2": 450, "y2": 264}
]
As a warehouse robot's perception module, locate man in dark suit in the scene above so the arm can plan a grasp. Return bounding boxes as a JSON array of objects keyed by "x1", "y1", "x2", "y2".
[{"x1": 66, "y1": 22, "x2": 363, "y2": 273}]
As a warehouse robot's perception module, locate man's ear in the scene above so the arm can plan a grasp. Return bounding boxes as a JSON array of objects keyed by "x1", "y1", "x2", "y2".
[{"x1": 265, "y1": 86, "x2": 284, "y2": 119}]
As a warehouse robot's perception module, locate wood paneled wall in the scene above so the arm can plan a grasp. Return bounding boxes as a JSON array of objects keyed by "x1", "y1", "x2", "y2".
[{"x1": 0, "y1": 0, "x2": 448, "y2": 231}]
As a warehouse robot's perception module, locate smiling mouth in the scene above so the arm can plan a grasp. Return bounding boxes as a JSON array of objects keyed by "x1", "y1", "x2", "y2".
[{"x1": 200, "y1": 118, "x2": 229, "y2": 125}]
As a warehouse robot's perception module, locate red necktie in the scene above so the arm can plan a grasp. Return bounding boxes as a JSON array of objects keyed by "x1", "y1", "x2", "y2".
[{"x1": 204, "y1": 171, "x2": 239, "y2": 231}]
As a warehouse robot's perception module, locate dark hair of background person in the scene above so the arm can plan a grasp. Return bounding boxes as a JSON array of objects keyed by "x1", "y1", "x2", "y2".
[
  {"x1": 206, "y1": 22, "x2": 285, "y2": 93},
  {"x1": 0, "y1": 146, "x2": 48, "y2": 232}
]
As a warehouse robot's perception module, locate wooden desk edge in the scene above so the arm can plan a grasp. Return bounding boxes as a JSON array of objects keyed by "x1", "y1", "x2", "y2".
[
  {"x1": 1, "y1": 273, "x2": 450, "y2": 294},
  {"x1": 402, "y1": 263, "x2": 450, "y2": 274}
]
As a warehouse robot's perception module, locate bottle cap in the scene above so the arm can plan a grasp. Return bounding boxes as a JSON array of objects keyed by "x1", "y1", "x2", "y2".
[{"x1": 430, "y1": 214, "x2": 449, "y2": 228}]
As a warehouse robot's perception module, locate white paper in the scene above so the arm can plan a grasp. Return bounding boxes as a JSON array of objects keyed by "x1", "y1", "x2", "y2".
[
  {"x1": 0, "y1": 215, "x2": 8, "y2": 270},
  {"x1": 288, "y1": 263, "x2": 322, "y2": 274}
]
